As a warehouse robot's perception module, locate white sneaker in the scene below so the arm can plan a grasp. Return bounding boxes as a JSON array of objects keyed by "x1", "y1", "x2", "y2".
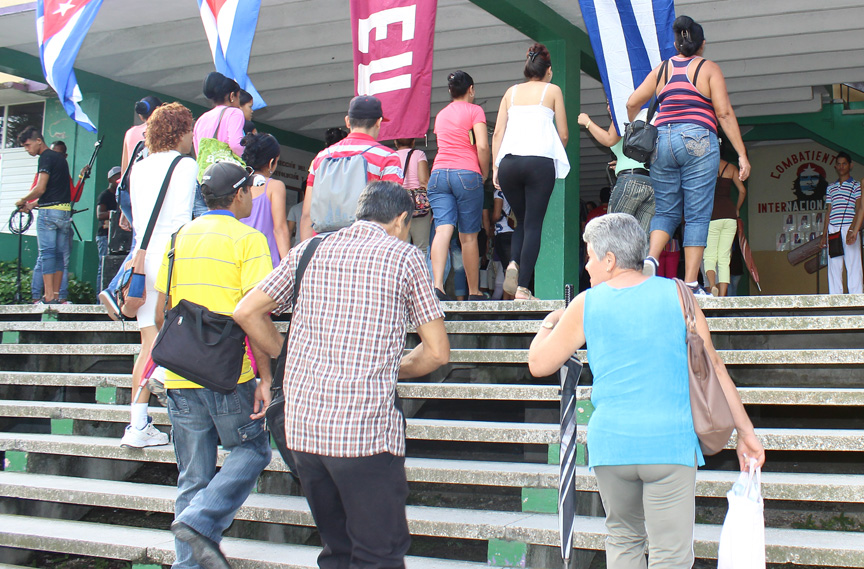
[
  {"x1": 120, "y1": 417, "x2": 169, "y2": 448},
  {"x1": 642, "y1": 256, "x2": 659, "y2": 277}
]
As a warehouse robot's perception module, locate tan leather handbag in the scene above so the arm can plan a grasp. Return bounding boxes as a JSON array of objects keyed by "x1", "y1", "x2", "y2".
[{"x1": 674, "y1": 279, "x2": 735, "y2": 455}]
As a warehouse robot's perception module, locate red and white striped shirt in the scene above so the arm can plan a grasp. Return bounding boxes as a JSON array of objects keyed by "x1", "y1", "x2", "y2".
[
  {"x1": 307, "y1": 132, "x2": 403, "y2": 190},
  {"x1": 258, "y1": 221, "x2": 444, "y2": 457}
]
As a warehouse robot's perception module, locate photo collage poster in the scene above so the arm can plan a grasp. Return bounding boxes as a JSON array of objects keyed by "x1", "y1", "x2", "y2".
[{"x1": 777, "y1": 211, "x2": 824, "y2": 251}]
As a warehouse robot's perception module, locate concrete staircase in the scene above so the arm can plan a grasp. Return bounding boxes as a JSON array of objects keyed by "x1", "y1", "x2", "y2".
[{"x1": 0, "y1": 298, "x2": 863, "y2": 568}]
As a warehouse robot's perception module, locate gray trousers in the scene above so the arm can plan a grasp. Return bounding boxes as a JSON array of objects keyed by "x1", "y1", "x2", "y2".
[
  {"x1": 594, "y1": 464, "x2": 697, "y2": 569},
  {"x1": 609, "y1": 173, "x2": 655, "y2": 236}
]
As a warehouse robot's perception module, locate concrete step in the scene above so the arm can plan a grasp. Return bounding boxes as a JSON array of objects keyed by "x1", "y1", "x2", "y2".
[
  {"x1": 2, "y1": 402, "x2": 863, "y2": 451},
  {"x1": 6, "y1": 314, "x2": 864, "y2": 335},
  {"x1": 0, "y1": 503, "x2": 863, "y2": 566},
  {"x1": 2, "y1": 447, "x2": 862, "y2": 503},
  {"x1": 4, "y1": 344, "x2": 864, "y2": 366},
  {"x1": 3, "y1": 373, "x2": 864, "y2": 407},
  {"x1": 2, "y1": 294, "x2": 864, "y2": 319},
  {"x1": 0, "y1": 513, "x2": 485, "y2": 569}
]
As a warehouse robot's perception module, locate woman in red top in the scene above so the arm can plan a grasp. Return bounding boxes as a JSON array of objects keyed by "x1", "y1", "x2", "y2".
[{"x1": 627, "y1": 16, "x2": 750, "y2": 296}]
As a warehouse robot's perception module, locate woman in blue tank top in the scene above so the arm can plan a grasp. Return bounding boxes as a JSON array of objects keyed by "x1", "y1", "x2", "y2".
[{"x1": 528, "y1": 213, "x2": 764, "y2": 568}]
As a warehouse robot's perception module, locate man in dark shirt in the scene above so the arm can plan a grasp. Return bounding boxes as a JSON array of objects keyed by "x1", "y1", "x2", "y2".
[
  {"x1": 96, "y1": 167, "x2": 120, "y2": 289},
  {"x1": 16, "y1": 127, "x2": 73, "y2": 303}
]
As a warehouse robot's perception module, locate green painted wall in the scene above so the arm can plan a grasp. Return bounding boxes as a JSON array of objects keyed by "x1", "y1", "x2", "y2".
[{"x1": 0, "y1": 47, "x2": 324, "y2": 294}]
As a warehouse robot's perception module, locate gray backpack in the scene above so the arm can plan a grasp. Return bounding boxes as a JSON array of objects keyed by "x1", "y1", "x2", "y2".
[{"x1": 309, "y1": 146, "x2": 373, "y2": 233}]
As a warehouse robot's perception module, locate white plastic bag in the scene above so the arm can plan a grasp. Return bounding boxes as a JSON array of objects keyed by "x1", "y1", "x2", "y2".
[{"x1": 717, "y1": 459, "x2": 766, "y2": 569}]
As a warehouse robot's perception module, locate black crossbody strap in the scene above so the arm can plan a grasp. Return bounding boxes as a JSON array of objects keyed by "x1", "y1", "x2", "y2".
[
  {"x1": 293, "y1": 236, "x2": 324, "y2": 308},
  {"x1": 140, "y1": 155, "x2": 185, "y2": 251},
  {"x1": 211, "y1": 107, "x2": 228, "y2": 139},
  {"x1": 119, "y1": 140, "x2": 146, "y2": 193},
  {"x1": 647, "y1": 59, "x2": 670, "y2": 123},
  {"x1": 162, "y1": 229, "x2": 181, "y2": 317},
  {"x1": 403, "y1": 148, "x2": 416, "y2": 182}
]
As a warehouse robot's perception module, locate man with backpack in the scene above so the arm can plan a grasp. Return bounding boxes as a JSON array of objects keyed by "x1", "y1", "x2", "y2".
[{"x1": 298, "y1": 95, "x2": 403, "y2": 242}]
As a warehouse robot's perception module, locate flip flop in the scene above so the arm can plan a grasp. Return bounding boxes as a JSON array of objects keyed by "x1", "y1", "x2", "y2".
[{"x1": 503, "y1": 265, "x2": 519, "y2": 295}]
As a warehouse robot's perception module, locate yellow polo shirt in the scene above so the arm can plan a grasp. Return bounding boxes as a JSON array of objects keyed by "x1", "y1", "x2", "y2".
[{"x1": 155, "y1": 210, "x2": 273, "y2": 389}]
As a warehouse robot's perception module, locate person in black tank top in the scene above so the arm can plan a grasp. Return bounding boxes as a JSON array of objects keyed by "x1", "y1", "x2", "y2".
[{"x1": 704, "y1": 158, "x2": 747, "y2": 296}]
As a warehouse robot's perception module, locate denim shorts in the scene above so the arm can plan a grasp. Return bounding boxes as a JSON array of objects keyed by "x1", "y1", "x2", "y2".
[
  {"x1": 427, "y1": 168, "x2": 484, "y2": 233},
  {"x1": 648, "y1": 124, "x2": 720, "y2": 247}
]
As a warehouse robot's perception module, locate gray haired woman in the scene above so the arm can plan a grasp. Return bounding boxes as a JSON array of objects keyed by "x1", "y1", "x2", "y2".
[{"x1": 528, "y1": 213, "x2": 764, "y2": 568}]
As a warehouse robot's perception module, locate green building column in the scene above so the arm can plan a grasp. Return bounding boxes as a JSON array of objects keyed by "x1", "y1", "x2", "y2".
[{"x1": 467, "y1": 1, "x2": 596, "y2": 298}]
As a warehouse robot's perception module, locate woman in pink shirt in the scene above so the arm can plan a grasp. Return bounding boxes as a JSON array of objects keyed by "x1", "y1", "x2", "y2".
[
  {"x1": 193, "y1": 72, "x2": 246, "y2": 158},
  {"x1": 121, "y1": 96, "x2": 162, "y2": 172},
  {"x1": 428, "y1": 70, "x2": 490, "y2": 301}
]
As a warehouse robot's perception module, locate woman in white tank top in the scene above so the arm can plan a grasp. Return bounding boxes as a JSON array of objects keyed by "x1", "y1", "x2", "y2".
[{"x1": 491, "y1": 43, "x2": 569, "y2": 300}]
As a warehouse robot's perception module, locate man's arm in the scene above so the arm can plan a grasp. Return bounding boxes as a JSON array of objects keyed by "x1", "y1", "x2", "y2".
[
  {"x1": 234, "y1": 288, "x2": 284, "y2": 359},
  {"x1": 249, "y1": 340, "x2": 273, "y2": 420},
  {"x1": 398, "y1": 317, "x2": 449, "y2": 379},
  {"x1": 849, "y1": 192, "x2": 863, "y2": 245},
  {"x1": 299, "y1": 174, "x2": 314, "y2": 242},
  {"x1": 16, "y1": 173, "x2": 49, "y2": 208}
]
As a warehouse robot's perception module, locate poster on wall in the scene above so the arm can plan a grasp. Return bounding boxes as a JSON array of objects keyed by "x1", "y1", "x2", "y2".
[
  {"x1": 747, "y1": 141, "x2": 839, "y2": 294},
  {"x1": 273, "y1": 145, "x2": 316, "y2": 208},
  {"x1": 749, "y1": 142, "x2": 837, "y2": 252}
]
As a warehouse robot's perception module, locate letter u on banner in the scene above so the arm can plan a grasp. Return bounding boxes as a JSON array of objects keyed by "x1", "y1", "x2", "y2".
[{"x1": 350, "y1": 0, "x2": 437, "y2": 140}]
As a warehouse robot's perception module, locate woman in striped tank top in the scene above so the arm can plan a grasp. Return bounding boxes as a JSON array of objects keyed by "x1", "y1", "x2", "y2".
[{"x1": 627, "y1": 16, "x2": 750, "y2": 296}]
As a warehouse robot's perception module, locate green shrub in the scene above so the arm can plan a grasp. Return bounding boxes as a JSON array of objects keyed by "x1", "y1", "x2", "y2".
[{"x1": 0, "y1": 260, "x2": 95, "y2": 305}]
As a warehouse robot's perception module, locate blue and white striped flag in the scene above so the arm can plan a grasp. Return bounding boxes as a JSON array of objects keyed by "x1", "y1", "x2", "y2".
[{"x1": 579, "y1": 0, "x2": 677, "y2": 134}]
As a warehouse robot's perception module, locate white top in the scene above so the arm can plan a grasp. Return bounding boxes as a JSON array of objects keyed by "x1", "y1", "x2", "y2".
[
  {"x1": 130, "y1": 150, "x2": 197, "y2": 259},
  {"x1": 495, "y1": 83, "x2": 570, "y2": 179},
  {"x1": 287, "y1": 202, "x2": 303, "y2": 247}
]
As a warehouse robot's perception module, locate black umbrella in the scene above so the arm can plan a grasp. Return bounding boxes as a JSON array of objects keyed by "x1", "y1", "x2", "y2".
[{"x1": 559, "y1": 354, "x2": 584, "y2": 568}]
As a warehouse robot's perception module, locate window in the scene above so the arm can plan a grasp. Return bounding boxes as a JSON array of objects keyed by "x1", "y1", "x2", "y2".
[{"x1": 2, "y1": 102, "x2": 45, "y2": 148}]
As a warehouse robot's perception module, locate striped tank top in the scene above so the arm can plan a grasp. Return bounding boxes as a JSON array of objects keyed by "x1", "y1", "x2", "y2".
[{"x1": 655, "y1": 56, "x2": 717, "y2": 134}]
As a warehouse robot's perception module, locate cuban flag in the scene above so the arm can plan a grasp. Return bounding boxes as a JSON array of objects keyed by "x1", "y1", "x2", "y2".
[
  {"x1": 36, "y1": 0, "x2": 104, "y2": 133},
  {"x1": 579, "y1": 0, "x2": 677, "y2": 134},
  {"x1": 198, "y1": 0, "x2": 266, "y2": 110}
]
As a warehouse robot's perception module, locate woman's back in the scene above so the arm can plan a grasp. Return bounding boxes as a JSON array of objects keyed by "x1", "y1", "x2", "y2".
[
  {"x1": 655, "y1": 56, "x2": 717, "y2": 134},
  {"x1": 193, "y1": 106, "x2": 245, "y2": 157},
  {"x1": 497, "y1": 83, "x2": 569, "y2": 178},
  {"x1": 240, "y1": 183, "x2": 280, "y2": 268},
  {"x1": 130, "y1": 151, "x2": 196, "y2": 248},
  {"x1": 432, "y1": 101, "x2": 485, "y2": 173},
  {"x1": 583, "y1": 277, "x2": 702, "y2": 467}
]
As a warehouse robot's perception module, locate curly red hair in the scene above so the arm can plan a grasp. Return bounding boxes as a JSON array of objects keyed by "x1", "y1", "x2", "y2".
[{"x1": 146, "y1": 102, "x2": 194, "y2": 153}]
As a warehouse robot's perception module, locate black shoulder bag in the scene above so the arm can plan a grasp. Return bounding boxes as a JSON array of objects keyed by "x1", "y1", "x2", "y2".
[
  {"x1": 265, "y1": 236, "x2": 325, "y2": 481},
  {"x1": 150, "y1": 229, "x2": 248, "y2": 394},
  {"x1": 118, "y1": 139, "x2": 146, "y2": 195},
  {"x1": 623, "y1": 59, "x2": 670, "y2": 163}
]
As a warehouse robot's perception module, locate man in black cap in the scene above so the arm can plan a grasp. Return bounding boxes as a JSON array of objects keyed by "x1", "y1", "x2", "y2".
[
  {"x1": 154, "y1": 161, "x2": 274, "y2": 569},
  {"x1": 299, "y1": 95, "x2": 404, "y2": 241}
]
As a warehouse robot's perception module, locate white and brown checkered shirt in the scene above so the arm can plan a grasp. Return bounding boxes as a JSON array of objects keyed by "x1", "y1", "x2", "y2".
[{"x1": 258, "y1": 221, "x2": 445, "y2": 457}]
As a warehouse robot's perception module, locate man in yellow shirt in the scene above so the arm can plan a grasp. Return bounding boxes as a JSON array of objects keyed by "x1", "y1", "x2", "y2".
[{"x1": 154, "y1": 161, "x2": 274, "y2": 569}]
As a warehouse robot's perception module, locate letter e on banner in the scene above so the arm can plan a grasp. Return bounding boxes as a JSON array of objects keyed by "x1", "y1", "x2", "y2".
[{"x1": 350, "y1": 0, "x2": 437, "y2": 140}]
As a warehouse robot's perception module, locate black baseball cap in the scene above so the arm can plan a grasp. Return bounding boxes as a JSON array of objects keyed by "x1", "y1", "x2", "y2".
[
  {"x1": 200, "y1": 161, "x2": 254, "y2": 197},
  {"x1": 348, "y1": 95, "x2": 387, "y2": 121}
]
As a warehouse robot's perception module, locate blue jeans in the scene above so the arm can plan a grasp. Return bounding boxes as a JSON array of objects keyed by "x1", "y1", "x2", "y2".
[
  {"x1": 192, "y1": 183, "x2": 208, "y2": 219},
  {"x1": 427, "y1": 169, "x2": 483, "y2": 233},
  {"x1": 167, "y1": 379, "x2": 271, "y2": 569},
  {"x1": 649, "y1": 124, "x2": 720, "y2": 247},
  {"x1": 36, "y1": 209, "x2": 72, "y2": 277},
  {"x1": 96, "y1": 235, "x2": 108, "y2": 291},
  {"x1": 31, "y1": 242, "x2": 70, "y2": 301}
]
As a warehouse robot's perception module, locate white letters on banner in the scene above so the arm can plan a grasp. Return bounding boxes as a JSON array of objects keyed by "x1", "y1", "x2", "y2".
[{"x1": 357, "y1": 5, "x2": 416, "y2": 96}]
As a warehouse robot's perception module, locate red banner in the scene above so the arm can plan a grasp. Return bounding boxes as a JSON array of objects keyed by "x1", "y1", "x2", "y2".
[{"x1": 350, "y1": 0, "x2": 437, "y2": 141}]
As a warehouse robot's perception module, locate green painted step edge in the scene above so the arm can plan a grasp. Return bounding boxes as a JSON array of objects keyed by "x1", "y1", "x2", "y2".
[
  {"x1": 95, "y1": 386, "x2": 117, "y2": 405},
  {"x1": 41, "y1": 311, "x2": 58, "y2": 322},
  {"x1": 51, "y1": 418, "x2": 74, "y2": 435},
  {"x1": 522, "y1": 487, "x2": 558, "y2": 514},
  {"x1": 548, "y1": 443, "x2": 560, "y2": 465},
  {"x1": 488, "y1": 538, "x2": 528, "y2": 567},
  {"x1": 1, "y1": 331, "x2": 20, "y2": 344},
  {"x1": 4, "y1": 451, "x2": 27, "y2": 472},
  {"x1": 132, "y1": 565, "x2": 162, "y2": 569},
  {"x1": 576, "y1": 400, "x2": 594, "y2": 425}
]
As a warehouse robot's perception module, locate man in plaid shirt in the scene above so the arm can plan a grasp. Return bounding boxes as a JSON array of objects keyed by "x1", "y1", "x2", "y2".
[{"x1": 235, "y1": 181, "x2": 449, "y2": 569}]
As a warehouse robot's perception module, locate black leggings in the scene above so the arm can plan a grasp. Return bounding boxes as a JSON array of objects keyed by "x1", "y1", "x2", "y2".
[{"x1": 498, "y1": 155, "x2": 556, "y2": 288}]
